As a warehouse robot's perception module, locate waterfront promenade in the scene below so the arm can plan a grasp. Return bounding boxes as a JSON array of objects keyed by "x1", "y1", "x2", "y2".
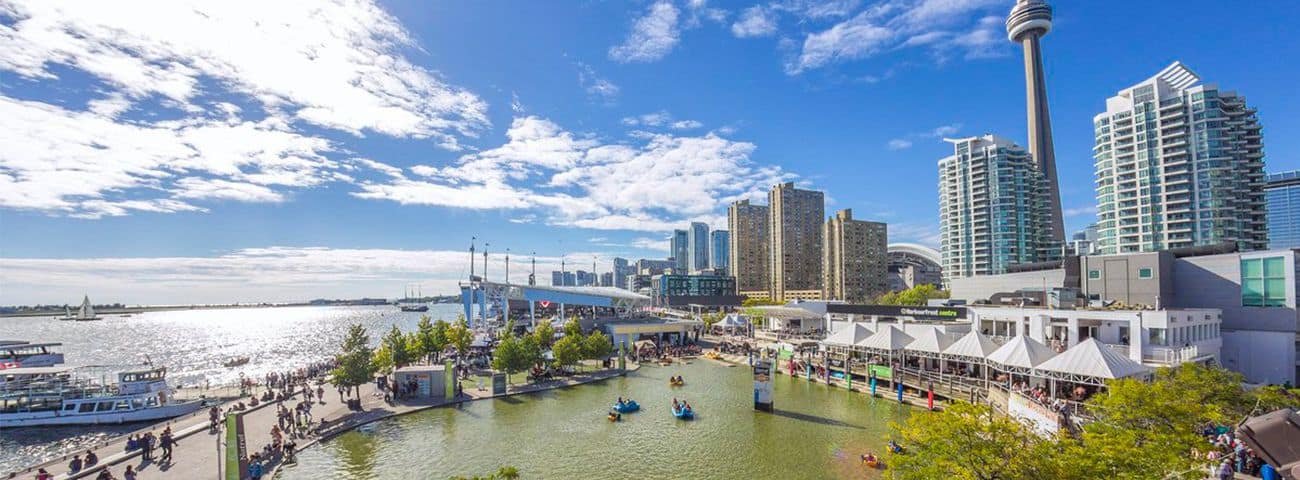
[{"x1": 18, "y1": 363, "x2": 633, "y2": 480}]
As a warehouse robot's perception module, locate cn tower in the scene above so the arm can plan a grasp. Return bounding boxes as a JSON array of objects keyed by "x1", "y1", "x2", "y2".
[{"x1": 1007, "y1": 0, "x2": 1065, "y2": 246}]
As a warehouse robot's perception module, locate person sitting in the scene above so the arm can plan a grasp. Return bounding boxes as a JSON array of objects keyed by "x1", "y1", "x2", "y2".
[
  {"x1": 84, "y1": 450, "x2": 98, "y2": 467},
  {"x1": 861, "y1": 453, "x2": 878, "y2": 464},
  {"x1": 888, "y1": 440, "x2": 903, "y2": 454},
  {"x1": 617, "y1": 396, "x2": 624, "y2": 405},
  {"x1": 68, "y1": 455, "x2": 83, "y2": 473},
  {"x1": 126, "y1": 435, "x2": 138, "y2": 451}
]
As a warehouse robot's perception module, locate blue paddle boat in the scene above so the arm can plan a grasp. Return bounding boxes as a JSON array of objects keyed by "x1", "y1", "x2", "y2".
[
  {"x1": 672, "y1": 403, "x2": 695, "y2": 420},
  {"x1": 613, "y1": 399, "x2": 640, "y2": 413}
]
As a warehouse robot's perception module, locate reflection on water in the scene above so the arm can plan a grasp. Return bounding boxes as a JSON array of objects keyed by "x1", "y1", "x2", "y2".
[
  {"x1": 0, "y1": 304, "x2": 465, "y2": 474},
  {"x1": 282, "y1": 360, "x2": 911, "y2": 480}
]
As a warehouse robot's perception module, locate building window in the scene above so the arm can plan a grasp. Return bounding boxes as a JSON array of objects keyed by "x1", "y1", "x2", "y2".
[
  {"x1": 1088, "y1": 270, "x2": 1100, "y2": 279},
  {"x1": 1241, "y1": 257, "x2": 1288, "y2": 307},
  {"x1": 1138, "y1": 268, "x2": 1153, "y2": 279},
  {"x1": 1148, "y1": 327, "x2": 1166, "y2": 346}
]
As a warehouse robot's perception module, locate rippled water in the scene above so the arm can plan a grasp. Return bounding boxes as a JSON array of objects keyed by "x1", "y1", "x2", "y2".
[
  {"x1": 282, "y1": 360, "x2": 911, "y2": 480},
  {"x1": 0, "y1": 304, "x2": 465, "y2": 474}
]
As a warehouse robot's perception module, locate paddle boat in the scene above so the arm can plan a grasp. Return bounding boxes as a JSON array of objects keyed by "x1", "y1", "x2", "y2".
[
  {"x1": 861, "y1": 453, "x2": 880, "y2": 469},
  {"x1": 671, "y1": 402, "x2": 694, "y2": 420},
  {"x1": 888, "y1": 440, "x2": 905, "y2": 455},
  {"x1": 607, "y1": 411, "x2": 622, "y2": 422},
  {"x1": 669, "y1": 375, "x2": 684, "y2": 387},
  {"x1": 612, "y1": 399, "x2": 640, "y2": 413}
]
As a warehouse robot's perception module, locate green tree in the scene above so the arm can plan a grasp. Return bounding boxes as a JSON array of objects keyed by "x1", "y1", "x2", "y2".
[
  {"x1": 429, "y1": 319, "x2": 450, "y2": 362},
  {"x1": 889, "y1": 402, "x2": 1057, "y2": 480},
  {"x1": 875, "y1": 284, "x2": 949, "y2": 306},
  {"x1": 741, "y1": 297, "x2": 781, "y2": 307},
  {"x1": 1250, "y1": 385, "x2": 1300, "y2": 412},
  {"x1": 583, "y1": 330, "x2": 613, "y2": 362},
  {"x1": 552, "y1": 334, "x2": 583, "y2": 371},
  {"x1": 491, "y1": 333, "x2": 527, "y2": 384},
  {"x1": 448, "y1": 317, "x2": 473, "y2": 362},
  {"x1": 371, "y1": 344, "x2": 393, "y2": 373},
  {"x1": 700, "y1": 312, "x2": 723, "y2": 331},
  {"x1": 383, "y1": 324, "x2": 412, "y2": 369},
  {"x1": 414, "y1": 316, "x2": 436, "y2": 362},
  {"x1": 532, "y1": 319, "x2": 556, "y2": 350},
  {"x1": 562, "y1": 318, "x2": 582, "y2": 338},
  {"x1": 329, "y1": 323, "x2": 375, "y2": 399}
]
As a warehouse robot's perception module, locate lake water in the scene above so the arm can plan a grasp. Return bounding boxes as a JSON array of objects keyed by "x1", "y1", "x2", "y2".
[
  {"x1": 281, "y1": 359, "x2": 910, "y2": 480},
  {"x1": 0, "y1": 304, "x2": 466, "y2": 474}
]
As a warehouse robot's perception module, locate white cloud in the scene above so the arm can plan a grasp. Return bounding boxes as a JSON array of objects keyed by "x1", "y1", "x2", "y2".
[
  {"x1": 622, "y1": 111, "x2": 702, "y2": 131},
  {"x1": 671, "y1": 120, "x2": 704, "y2": 130},
  {"x1": 786, "y1": 0, "x2": 1010, "y2": 74},
  {"x1": 353, "y1": 115, "x2": 792, "y2": 233},
  {"x1": 0, "y1": 96, "x2": 341, "y2": 218},
  {"x1": 890, "y1": 222, "x2": 941, "y2": 248},
  {"x1": 577, "y1": 62, "x2": 620, "y2": 104},
  {"x1": 731, "y1": 6, "x2": 778, "y2": 38},
  {"x1": 609, "y1": 1, "x2": 681, "y2": 63},
  {"x1": 0, "y1": 246, "x2": 576, "y2": 305},
  {"x1": 774, "y1": 0, "x2": 863, "y2": 20},
  {"x1": 887, "y1": 139, "x2": 913, "y2": 150},
  {"x1": 1064, "y1": 206, "x2": 1098, "y2": 218},
  {"x1": 630, "y1": 236, "x2": 671, "y2": 252},
  {"x1": 930, "y1": 123, "x2": 962, "y2": 137},
  {"x1": 0, "y1": 0, "x2": 489, "y2": 147}
]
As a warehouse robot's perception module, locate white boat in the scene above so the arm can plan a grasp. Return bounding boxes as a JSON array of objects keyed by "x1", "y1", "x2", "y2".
[
  {"x1": 0, "y1": 366, "x2": 203, "y2": 428},
  {"x1": 75, "y1": 295, "x2": 100, "y2": 321},
  {"x1": 58, "y1": 306, "x2": 75, "y2": 321},
  {"x1": 0, "y1": 341, "x2": 66, "y2": 370}
]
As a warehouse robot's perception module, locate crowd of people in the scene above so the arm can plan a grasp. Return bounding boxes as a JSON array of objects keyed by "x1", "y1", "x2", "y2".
[
  {"x1": 1199, "y1": 426, "x2": 1281, "y2": 479},
  {"x1": 714, "y1": 340, "x2": 754, "y2": 356}
]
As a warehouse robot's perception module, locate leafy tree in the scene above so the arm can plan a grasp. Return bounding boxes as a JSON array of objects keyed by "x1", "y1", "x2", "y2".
[
  {"x1": 429, "y1": 319, "x2": 450, "y2": 362},
  {"x1": 491, "y1": 333, "x2": 527, "y2": 384},
  {"x1": 562, "y1": 318, "x2": 582, "y2": 338},
  {"x1": 372, "y1": 344, "x2": 393, "y2": 373},
  {"x1": 582, "y1": 330, "x2": 613, "y2": 361},
  {"x1": 875, "y1": 284, "x2": 950, "y2": 306},
  {"x1": 329, "y1": 323, "x2": 375, "y2": 398},
  {"x1": 415, "y1": 316, "x2": 436, "y2": 362},
  {"x1": 383, "y1": 324, "x2": 412, "y2": 369},
  {"x1": 741, "y1": 297, "x2": 781, "y2": 307},
  {"x1": 552, "y1": 334, "x2": 583, "y2": 370},
  {"x1": 1250, "y1": 385, "x2": 1300, "y2": 412},
  {"x1": 700, "y1": 312, "x2": 723, "y2": 331},
  {"x1": 448, "y1": 317, "x2": 473, "y2": 362},
  {"x1": 532, "y1": 319, "x2": 556, "y2": 350},
  {"x1": 888, "y1": 402, "x2": 1055, "y2": 480}
]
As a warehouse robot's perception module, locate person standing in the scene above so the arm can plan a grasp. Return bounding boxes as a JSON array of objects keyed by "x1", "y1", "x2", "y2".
[
  {"x1": 140, "y1": 432, "x2": 153, "y2": 461},
  {"x1": 160, "y1": 428, "x2": 176, "y2": 463},
  {"x1": 248, "y1": 454, "x2": 264, "y2": 480},
  {"x1": 123, "y1": 465, "x2": 137, "y2": 480}
]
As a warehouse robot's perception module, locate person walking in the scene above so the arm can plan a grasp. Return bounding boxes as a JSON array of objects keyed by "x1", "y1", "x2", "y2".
[
  {"x1": 123, "y1": 465, "x2": 137, "y2": 480},
  {"x1": 140, "y1": 432, "x2": 153, "y2": 461},
  {"x1": 248, "y1": 454, "x2": 264, "y2": 480},
  {"x1": 160, "y1": 428, "x2": 176, "y2": 463}
]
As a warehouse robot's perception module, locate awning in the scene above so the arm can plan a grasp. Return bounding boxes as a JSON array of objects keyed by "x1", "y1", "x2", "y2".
[
  {"x1": 820, "y1": 323, "x2": 874, "y2": 348},
  {"x1": 942, "y1": 330, "x2": 999, "y2": 360},
  {"x1": 986, "y1": 335, "x2": 1055, "y2": 370},
  {"x1": 855, "y1": 325, "x2": 914, "y2": 351},
  {"x1": 1034, "y1": 338, "x2": 1151, "y2": 380},
  {"x1": 905, "y1": 327, "x2": 955, "y2": 355}
]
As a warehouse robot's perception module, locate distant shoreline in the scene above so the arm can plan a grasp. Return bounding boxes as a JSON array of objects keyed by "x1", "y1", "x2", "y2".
[{"x1": 1, "y1": 298, "x2": 465, "y2": 318}]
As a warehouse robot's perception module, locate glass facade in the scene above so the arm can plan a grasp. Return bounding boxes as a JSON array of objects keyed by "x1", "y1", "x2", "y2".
[
  {"x1": 1267, "y1": 170, "x2": 1300, "y2": 249},
  {"x1": 1240, "y1": 256, "x2": 1287, "y2": 307}
]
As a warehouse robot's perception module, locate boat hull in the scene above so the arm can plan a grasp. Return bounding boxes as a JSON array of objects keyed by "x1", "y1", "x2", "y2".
[{"x1": 0, "y1": 400, "x2": 205, "y2": 428}]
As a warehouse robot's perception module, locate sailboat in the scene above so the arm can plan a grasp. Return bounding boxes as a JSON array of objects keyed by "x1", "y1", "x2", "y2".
[
  {"x1": 74, "y1": 295, "x2": 101, "y2": 321},
  {"x1": 59, "y1": 306, "x2": 76, "y2": 321},
  {"x1": 398, "y1": 285, "x2": 428, "y2": 312}
]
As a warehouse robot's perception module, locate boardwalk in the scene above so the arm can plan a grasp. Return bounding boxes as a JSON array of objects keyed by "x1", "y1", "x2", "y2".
[{"x1": 18, "y1": 364, "x2": 632, "y2": 480}]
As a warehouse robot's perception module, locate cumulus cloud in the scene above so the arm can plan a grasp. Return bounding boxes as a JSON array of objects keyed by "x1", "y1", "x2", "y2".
[
  {"x1": 577, "y1": 62, "x2": 620, "y2": 104},
  {"x1": 731, "y1": 6, "x2": 778, "y2": 38},
  {"x1": 621, "y1": 111, "x2": 702, "y2": 130},
  {"x1": 786, "y1": 0, "x2": 1010, "y2": 74},
  {"x1": 609, "y1": 1, "x2": 681, "y2": 63},
  {"x1": 353, "y1": 115, "x2": 792, "y2": 232}
]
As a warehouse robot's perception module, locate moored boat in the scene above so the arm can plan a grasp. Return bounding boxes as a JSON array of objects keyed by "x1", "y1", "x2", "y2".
[
  {"x1": 0, "y1": 341, "x2": 65, "y2": 370},
  {"x1": 0, "y1": 366, "x2": 203, "y2": 428}
]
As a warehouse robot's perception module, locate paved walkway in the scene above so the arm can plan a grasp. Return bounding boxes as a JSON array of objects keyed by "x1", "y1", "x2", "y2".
[{"x1": 18, "y1": 363, "x2": 633, "y2": 480}]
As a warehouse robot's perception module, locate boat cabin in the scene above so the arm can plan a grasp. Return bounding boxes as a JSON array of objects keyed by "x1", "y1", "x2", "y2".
[{"x1": 0, "y1": 342, "x2": 65, "y2": 369}]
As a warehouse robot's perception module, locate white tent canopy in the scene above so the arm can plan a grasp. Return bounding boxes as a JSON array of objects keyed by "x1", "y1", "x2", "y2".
[
  {"x1": 718, "y1": 314, "x2": 749, "y2": 328},
  {"x1": 856, "y1": 326, "x2": 915, "y2": 352},
  {"x1": 1034, "y1": 338, "x2": 1151, "y2": 381},
  {"x1": 986, "y1": 335, "x2": 1055, "y2": 370},
  {"x1": 821, "y1": 323, "x2": 874, "y2": 348},
  {"x1": 906, "y1": 327, "x2": 955, "y2": 355},
  {"x1": 943, "y1": 330, "x2": 1000, "y2": 360}
]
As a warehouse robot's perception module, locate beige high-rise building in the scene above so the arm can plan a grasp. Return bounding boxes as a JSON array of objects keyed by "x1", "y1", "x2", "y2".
[
  {"x1": 823, "y1": 209, "x2": 888, "y2": 303},
  {"x1": 728, "y1": 199, "x2": 769, "y2": 297},
  {"x1": 768, "y1": 182, "x2": 825, "y2": 302}
]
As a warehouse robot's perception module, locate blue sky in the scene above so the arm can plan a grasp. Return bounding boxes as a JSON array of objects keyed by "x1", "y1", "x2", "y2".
[{"x1": 2, "y1": 0, "x2": 1298, "y2": 304}]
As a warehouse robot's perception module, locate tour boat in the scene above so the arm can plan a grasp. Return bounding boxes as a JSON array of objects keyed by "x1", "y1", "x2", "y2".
[
  {"x1": 0, "y1": 341, "x2": 65, "y2": 370},
  {"x1": 0, "y1": 366, "x2": 204, "y2": 428}
]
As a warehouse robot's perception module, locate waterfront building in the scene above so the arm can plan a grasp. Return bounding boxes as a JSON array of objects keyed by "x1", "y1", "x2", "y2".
[
  {"x1": 1092, "y1": 62, "x2": 1267, "y2": 254},
  {"x1": 728, "y1": 199, "x2": 770, "y2": 299},
  {"x1": 938, "y1": 135, "x2": 1058, "y2": 282},
  {"x1": 1006, "y1": 0, "x2": 1066, "y2": 246},
  {"x1": 612, "y1": 257, "x2": 631, "y2": 289},
  {"x1": 769, "y1": 182, "x2": 825, "y2": 302},
  {"x1": 550, "y1": 271, "x2": 577, "y2": 287},
  {"x1": 671, "y1": 229, "x2": 689, "y2": 273},
  {"x1": 1071, "y1": 223, "x2": 1099, "y2": 256},
  {"x1": 1267, "y1": 170, "x2": 1300, "y2": 250},
  {"x1": 600, "y1": 272, "x2": 613, "y2": 287},
  {"x1": 635, "y1": 258, "x2": 675, "y2": 276},
  {"x1": 575, "y1": 270, "x2": 594, "y2": 287},
  {"x1": 650, "y1": 273, "x2": 740, "y2": 307},
  {"x1": 710, "y1": 230, "x2": 730, "y2": 275},
  {"x1": 822, "y1": 209, "x2": 888, "y2": 303},
  {"x1": 687, "y1": 222, "x2": 710, "y2": 273},
  {"x1": 947, "y1": 247, "x2": 1300, "y2": 384},
  {"x1": 887, "y1": 243, "x2": 944, "y2": 292}
]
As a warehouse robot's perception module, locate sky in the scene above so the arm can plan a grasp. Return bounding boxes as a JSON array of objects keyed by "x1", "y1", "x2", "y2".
[{"x1": 2, "y1": 0, "x2": 1298, "y2": 305}]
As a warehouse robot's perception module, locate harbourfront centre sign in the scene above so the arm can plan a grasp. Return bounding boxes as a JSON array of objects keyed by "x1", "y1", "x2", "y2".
[{"x1": 826, "y1": 304, "x2": 967, "y2": 321}]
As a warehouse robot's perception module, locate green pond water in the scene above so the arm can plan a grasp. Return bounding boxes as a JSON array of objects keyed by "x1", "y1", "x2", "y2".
[{"x1": 280, "y1": 360, "x2": 912, "y2": 480}]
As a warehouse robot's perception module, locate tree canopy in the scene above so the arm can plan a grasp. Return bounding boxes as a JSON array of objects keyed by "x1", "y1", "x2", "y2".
[
  {"x1": 552, "y1": 334, "x2": 583, "y2": 369},
  {"x1": 447, "y1": 317, "x2": 473, "y2": 360},
  {"x1": 875, "y1": 284, "x2": 949, "y2": 306},
  {"x1": 583, "y1": 330, "x2": 613, "y2": 361},
  {"x1": 330, "y1": 323, "x2": 375, "y2": 398}
]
